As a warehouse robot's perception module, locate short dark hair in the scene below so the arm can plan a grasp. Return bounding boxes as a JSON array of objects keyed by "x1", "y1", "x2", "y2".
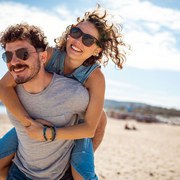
[{"x1": 0, "y1": 23, "x2": 48, "y2": 51}]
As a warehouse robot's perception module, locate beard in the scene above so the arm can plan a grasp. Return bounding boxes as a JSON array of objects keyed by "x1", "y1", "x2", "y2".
[{"x1": 10, "y1": 58, "x2": 41, "y2": 84}]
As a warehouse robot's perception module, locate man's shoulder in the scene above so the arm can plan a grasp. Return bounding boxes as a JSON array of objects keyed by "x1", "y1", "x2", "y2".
[
  {"x1": 53, "y1": 73, "x2": 87, "y2": 92},
  {"x1": 52, "y1": 73, "x2": 89, "y2": 101},
  {"x1": 53, "y1": 73, "x2": 83, "y2": 86}
]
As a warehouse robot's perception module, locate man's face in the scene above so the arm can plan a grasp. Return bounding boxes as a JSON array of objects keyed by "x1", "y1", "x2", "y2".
[{"x1": 5, "y1": 40, "x2": 41, "y2": 84}]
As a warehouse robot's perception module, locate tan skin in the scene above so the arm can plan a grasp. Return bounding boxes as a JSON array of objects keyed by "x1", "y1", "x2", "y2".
[{"x1": 0, "y1": 21, "x2": 107, "y2": 180}]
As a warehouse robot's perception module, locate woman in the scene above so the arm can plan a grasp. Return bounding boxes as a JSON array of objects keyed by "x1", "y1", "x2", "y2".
[{"x1": 0, "y1": 4, "x2": 129, "y2": 180}]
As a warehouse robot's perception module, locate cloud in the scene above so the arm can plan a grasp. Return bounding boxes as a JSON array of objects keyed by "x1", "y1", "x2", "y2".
[
  {"x1": 100, "y1": 0, "x2": 180, "y2": 70},
  {"x1": 0, "y1": 1, "x2": 75, "y2": 45}
]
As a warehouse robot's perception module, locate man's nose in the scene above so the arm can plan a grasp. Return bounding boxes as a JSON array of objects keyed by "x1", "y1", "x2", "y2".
[{"x1": 10, "y1": 53, "x2": 20, "y2": 65}]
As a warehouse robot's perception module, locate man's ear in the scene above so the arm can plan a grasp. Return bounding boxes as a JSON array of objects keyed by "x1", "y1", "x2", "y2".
[{"x1": 40, "y1": 51, "x2": 47, "y2": 64}]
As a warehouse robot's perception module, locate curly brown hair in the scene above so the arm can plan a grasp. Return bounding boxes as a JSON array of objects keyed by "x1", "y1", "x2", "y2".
[
  {"x1": 55, "y1": 4, "x2": 130, "y2": 68},
  {"x1": 0, "y1": 23, "x2": 48, "y2": 51}
]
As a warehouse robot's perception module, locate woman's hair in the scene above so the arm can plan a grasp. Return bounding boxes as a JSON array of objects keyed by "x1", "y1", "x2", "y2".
[
  {"x1": 55, "y1": 4, "x2": 130, "y2": 68},
  {"x1": 0, "y1": 23, "x2": 48, "y2": 51}
]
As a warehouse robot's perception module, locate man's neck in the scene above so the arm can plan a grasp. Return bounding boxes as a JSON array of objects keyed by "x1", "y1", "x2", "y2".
[{"x1": 23, "y1": 72, "x2": 53, "y2": 94}]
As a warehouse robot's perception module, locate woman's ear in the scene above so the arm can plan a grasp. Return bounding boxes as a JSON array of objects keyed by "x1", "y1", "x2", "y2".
[
  {"x1": 98, "y1": 47, "x2": 102, "y2": 53},
  {"x1": 93, "y1": 47, "x2": 102, "y2": 56}
]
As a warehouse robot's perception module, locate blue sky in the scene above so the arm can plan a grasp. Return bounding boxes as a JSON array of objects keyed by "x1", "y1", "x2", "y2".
[{"x1": 0, "y1": 0, "x2": 180, "y2": 110}]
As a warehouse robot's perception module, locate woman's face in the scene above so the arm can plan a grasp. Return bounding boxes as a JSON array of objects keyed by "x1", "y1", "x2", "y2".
[{"x1": 66, "y1": 21, "x2": 101, "y2": 65}]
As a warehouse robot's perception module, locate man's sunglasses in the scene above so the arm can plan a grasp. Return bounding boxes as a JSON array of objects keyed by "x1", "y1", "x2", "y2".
[
  {"x1": 69, "y1": 27, "x2": 101, "y2": 47},
  {"x1": 2, "y1": 48, "x2": 39, "y2": 63}
]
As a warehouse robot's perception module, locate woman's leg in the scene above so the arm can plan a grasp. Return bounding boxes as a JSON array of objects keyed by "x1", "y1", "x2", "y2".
[
  {"x1": 71, "y1": 166, "x2": 83, "y2": 180},
  {"x1": 0, "y1": 128, "x2": 18, "y2": 179},
  {"x1": 71, "y1": 138, "x2": 98, "y2": 180},
  {"x1": 0, "y1": 153, "x2": 15, "y2": 180}
]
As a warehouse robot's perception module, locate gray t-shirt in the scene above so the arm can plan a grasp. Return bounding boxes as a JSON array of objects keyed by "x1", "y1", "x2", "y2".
[{"x1": 7, "y1": 73, "x2": 89, "y2": 180}]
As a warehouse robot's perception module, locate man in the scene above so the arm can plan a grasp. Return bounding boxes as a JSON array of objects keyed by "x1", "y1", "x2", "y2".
[{"x1": 0, "y1": 23, "x2": 91, "y2": 179}]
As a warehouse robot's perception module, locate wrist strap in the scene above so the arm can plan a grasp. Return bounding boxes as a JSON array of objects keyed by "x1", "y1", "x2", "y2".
[
  {"x1": 50, "y1": 126, "x2": 56, "y2": 141},
  {"x1": 43, "y1": 125, "x2": 56, "y2": 141},
  {"x1": 43, "y1": 125, "x2": 49, "y2": 141}
]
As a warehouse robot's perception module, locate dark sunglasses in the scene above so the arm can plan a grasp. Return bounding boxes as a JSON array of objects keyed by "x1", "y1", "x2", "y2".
[
  {"x1": 69, "y1": 27, "x2": 101, "y2": 47},
  {"x1": 2, "y1": 48, "x2": 39, "y2": 63}
]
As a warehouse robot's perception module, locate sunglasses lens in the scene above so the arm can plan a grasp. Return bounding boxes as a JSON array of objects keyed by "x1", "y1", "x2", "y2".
[
  {"x1": 82, "y1": 34, "x2": 95, "y2": 47},
  {"x1": 2, "y1": 48, "x2": 30, "y2": 63},
  {"x1": 70, "y1": 27, "x2": 82, "y2": 39},
  {"x1": 16, "y1": 48, "x2": 29, "y2": 60},
  {"x1": 70, "y1": 27, "x2": 100, "y2": 47},
  {"x1": 2, "y1": 52, "x2": 12, "y2": 63}
]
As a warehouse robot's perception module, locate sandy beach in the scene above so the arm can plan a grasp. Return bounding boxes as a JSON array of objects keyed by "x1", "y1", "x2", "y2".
[{"x1": 0, "y1": 114, "x2": 180, "y2": 180}]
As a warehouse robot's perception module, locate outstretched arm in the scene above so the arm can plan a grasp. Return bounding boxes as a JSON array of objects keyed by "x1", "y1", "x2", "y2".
[{"x1": 0, "y1": 72, "x2": 32, "y2": 126}]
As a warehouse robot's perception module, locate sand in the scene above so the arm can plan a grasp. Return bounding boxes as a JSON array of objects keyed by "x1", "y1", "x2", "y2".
[{"x1": 0, "y1": 114, "x2": 180, "y2": 180}]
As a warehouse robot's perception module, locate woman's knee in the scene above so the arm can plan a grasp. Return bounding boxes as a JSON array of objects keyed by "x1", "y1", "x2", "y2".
[{"x1": 0, "y1": 153, "x2": 14, "y2": 170}]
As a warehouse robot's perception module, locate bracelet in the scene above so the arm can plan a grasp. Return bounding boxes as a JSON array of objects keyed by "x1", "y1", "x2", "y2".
[
  {"x1": 43, "y1": 125, "x2": 49, "y2": 141},
  {"x1": 50, "y1": 126, "x2": 56, "y2": 141}
]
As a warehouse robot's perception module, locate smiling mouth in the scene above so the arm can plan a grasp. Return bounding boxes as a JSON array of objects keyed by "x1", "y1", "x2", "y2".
[
  {"x1": 71, "y1": 44, "x2": 83, "y2": 53},
  {"x1": 10, "y1": 64, "x2": 28, "y2": 73}
]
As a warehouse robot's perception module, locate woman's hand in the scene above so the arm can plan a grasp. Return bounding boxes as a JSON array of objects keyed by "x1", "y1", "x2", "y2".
[{"x1": 25, "y1": 119, "x2": 54, "y2": 141}]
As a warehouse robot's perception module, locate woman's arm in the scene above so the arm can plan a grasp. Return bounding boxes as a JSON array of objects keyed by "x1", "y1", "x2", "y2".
[
  {"x1": 92, "y1": 110, "x2": 107, "y2": 151},
  {"x1": 57, "y1": 68, "x2": 105, "y2": 138},
  {"x1": 0, "y1": 72, "x2": 32, "y2": 126},
  {"x1": 26, "y1": 68, "x2": 106, "y2": 140}
]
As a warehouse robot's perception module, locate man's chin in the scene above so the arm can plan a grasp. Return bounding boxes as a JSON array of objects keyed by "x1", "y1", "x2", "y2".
[{"x1": 14, "y1": 76, "x2": 26, "y2": 84}]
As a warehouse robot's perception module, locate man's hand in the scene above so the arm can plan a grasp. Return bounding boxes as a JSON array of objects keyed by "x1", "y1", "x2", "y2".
[{"x1": 24, "y1": 119, "x2": 54, "y2": 141}]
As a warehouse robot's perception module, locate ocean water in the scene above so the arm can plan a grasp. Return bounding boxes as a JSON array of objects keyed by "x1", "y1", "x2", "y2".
[{"x1": 0, "y1": 105, "x2": 7, "y2": 114}]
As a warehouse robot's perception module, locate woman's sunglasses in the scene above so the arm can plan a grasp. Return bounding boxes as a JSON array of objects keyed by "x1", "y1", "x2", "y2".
[
  {"x1": 69, "y1": 27, "x2": 101, "y2": 47},
  {"x1": 2, "y1": 48, "x2": 39, "y2": 63}
]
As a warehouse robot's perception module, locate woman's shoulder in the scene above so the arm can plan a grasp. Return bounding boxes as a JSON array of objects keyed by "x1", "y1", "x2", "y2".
[
  {"x1": 72, "y1": 63, "x2": 101, "y2": 84},
  {"x1": 84, "y1": 67, "x2": 105, "y2": 88},
  {"x1": 46, "y1": 47, "x2": 64, "y2": 64}
]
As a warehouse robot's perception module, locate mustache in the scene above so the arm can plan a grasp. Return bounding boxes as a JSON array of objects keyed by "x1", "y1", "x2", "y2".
[{"x1": 9, "y1": 64, "x2": 29, "y2": 72}]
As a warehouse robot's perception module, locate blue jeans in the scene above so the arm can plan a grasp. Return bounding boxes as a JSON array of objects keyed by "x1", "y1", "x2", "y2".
[
  {"x1": 0, "y1": 128, "x2": 98, "y2": 180},
  {"x1": 7, "y1": 163, "x2": 32, "y2": 180},
  {"x1": 7, "y1": 163, "x2": 73, "y2": 180},
  {"x1": 0, "y1": 128, "x2": 17, "y2": 158},
  {"x1": 71, "y1": 138, "x2": 98, "y2": 180}
]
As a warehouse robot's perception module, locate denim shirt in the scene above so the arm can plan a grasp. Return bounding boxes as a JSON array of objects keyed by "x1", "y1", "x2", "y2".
[{"x1": 45, "y1": 48, "x2": 100, "y2": 85}]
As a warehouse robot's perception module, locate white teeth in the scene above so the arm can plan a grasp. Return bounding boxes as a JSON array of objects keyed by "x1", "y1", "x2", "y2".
[
  {"x1": 71, "y1": 45, "x2": 82, "y2": 52},
  {"x1": 14, "y1": 67, "x2": 26, "y2": 72}
]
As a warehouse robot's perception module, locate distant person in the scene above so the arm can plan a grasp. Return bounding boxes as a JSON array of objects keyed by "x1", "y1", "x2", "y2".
[
  {"x1": 124, "y1": 122, "x2": 137, "y2": 131},
  {"x1": 124, "y1": 123, "x2": 131, "y2": 130}
]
